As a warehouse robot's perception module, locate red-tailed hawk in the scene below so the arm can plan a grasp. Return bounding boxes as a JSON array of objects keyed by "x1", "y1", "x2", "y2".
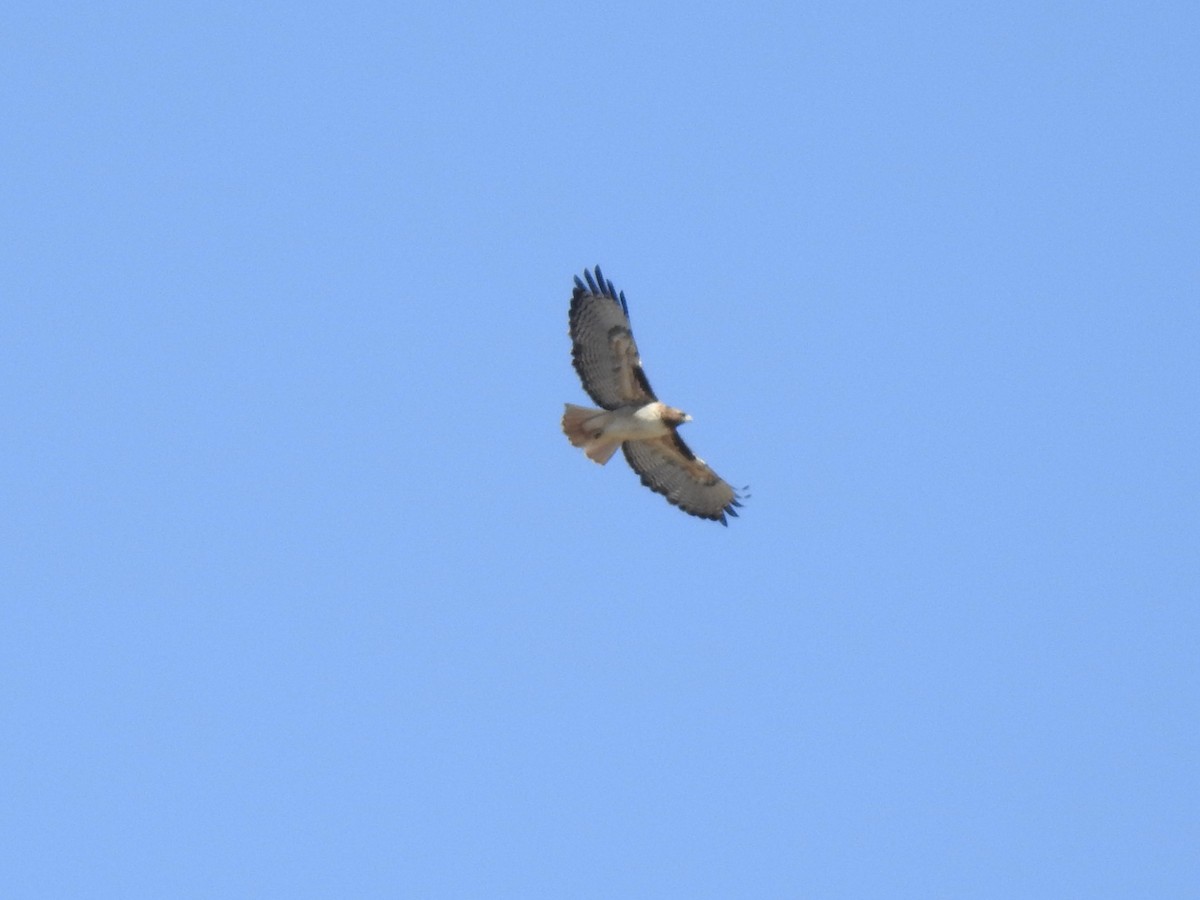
[{"x1": 561, "y1": 266, "x2": 746, "y2": 525}]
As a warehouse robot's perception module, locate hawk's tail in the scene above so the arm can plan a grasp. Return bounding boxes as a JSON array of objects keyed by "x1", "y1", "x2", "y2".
[{"x1": 562, "y1": 403, "x2": 622, "y2": 465}]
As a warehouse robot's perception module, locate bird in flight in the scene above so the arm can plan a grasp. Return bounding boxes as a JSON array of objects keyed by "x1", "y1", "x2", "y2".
[{"x1": 561, "y1": 266, "x2": 745, "y2": 525}]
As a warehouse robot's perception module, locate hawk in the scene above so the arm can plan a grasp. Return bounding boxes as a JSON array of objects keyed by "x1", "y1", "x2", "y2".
[{"x1": 561, "y1": 266, "x2": 745, "y2": 525}]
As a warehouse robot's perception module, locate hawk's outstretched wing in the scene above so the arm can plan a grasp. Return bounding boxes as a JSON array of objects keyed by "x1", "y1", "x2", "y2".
[
  {"x1": 568, "y1": 266, "x2": 656, "y2": 410},
  {"x1": 622, "y1": 432, "x2": 745, "y2": 526}
]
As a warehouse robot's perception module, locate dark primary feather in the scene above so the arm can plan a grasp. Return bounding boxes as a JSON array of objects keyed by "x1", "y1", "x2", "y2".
[{"x1": 579, "y1": 265, "x2": 629, "y2": 318}]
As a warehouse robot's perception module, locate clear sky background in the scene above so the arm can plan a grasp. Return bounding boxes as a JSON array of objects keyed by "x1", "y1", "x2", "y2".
[{"x1": 3, "y1": 2, "x2": 1197, "y2": 897}]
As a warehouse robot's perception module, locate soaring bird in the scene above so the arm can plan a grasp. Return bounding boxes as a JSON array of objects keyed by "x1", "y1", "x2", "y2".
[{"x1": 562, "y1": 266, "x2": 745, "y2": 525}]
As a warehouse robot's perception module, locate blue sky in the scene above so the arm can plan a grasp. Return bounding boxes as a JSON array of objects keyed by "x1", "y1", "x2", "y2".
[{"x1": 3, "y1": 1, "x2": 1197, "y2": 896}]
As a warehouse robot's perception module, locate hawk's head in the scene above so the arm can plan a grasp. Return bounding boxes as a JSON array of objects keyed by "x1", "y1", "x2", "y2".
[{"x1": 661, "y1": 406, "x2": 692, "y2": 427}]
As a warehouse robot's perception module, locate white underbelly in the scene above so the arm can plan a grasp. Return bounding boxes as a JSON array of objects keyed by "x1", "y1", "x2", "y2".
[{"x1": 604, "y1": 404, "x2": 671, "y2": 442}]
